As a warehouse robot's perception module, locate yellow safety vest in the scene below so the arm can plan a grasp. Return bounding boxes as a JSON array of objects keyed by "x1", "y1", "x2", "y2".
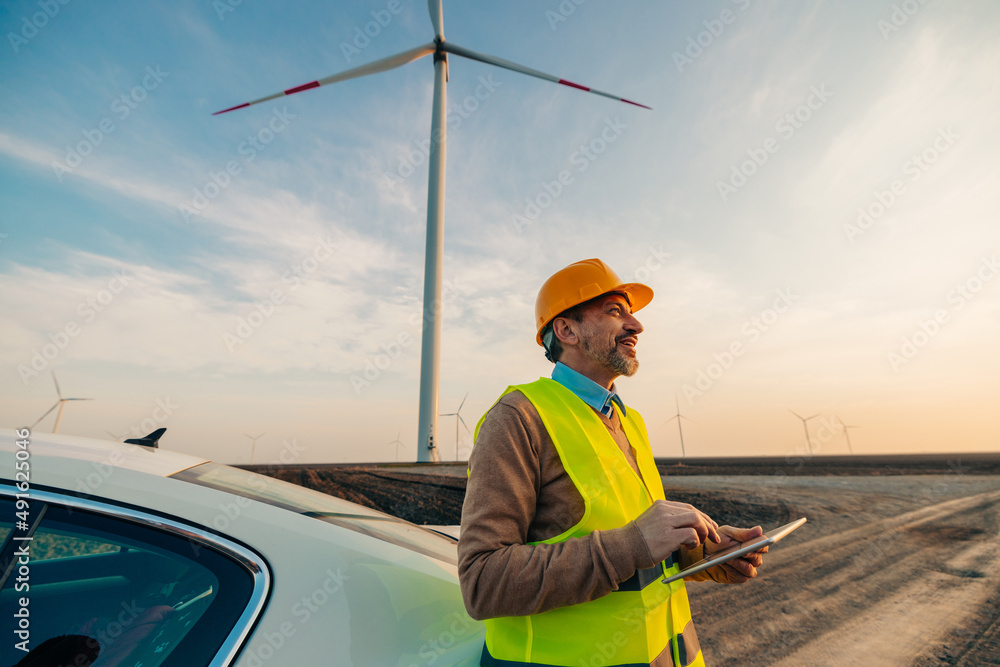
[{"x1": 473, "y1": 378, "x2": 704, "y2": 667}]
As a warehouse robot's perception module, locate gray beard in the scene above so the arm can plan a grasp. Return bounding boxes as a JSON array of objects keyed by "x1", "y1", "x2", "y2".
[{"x1": 581, "y1": 329, "x2": 639, "y2": 377}]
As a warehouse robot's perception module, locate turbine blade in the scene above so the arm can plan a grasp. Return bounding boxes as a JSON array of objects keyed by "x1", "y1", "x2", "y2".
[
  {"x1": 31, "y1": 402, "x2": 60, "y2": 428},
  {"x1": 789, "y1": 409, "x2": 804, "y2": 420},
  {"x1": 64, "y1": 398, "x2": 93, "y2": 401},
  {"x1": 52, "y1": 371, "x2": 62, "y2": 399},
  {"x1": 458, "y1": 392, "x2": 468, "y2": 412},
  {"x1": 459, "y1": 414, "x2": 470, "y2": 432},
  {"x1": 214, "y1": 43, "x2": 436, "y2": 115},
  {"x1": 428, "y1": 0, "x2": 444, "y2": 41},
  {"x1": 441, "y1": 42, "x2": 651, "y2": 109}
]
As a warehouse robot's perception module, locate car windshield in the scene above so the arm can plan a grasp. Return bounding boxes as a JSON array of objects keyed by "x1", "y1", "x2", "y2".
[{"x1": 172, "y1": 462, "x2": 458, "y2": 564}]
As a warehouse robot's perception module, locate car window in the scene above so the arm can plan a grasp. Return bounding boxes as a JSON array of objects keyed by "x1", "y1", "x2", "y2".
[
  {"x1": 0, "y1": 501, "x2": 256, "y2": 667},
  {"x1": 174, "y1": 462, "x2": 459, "y2": 565}
]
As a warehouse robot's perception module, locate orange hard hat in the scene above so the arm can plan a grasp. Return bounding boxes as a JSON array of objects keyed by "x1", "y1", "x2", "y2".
[{"x1": 534, "y1": 258, "x2": 654, "y2": 346}]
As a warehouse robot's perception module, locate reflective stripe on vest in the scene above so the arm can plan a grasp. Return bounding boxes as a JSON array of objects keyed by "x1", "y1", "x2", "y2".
[{"x1": 477, "y1": 378, "x2": 704, "y2": 667}]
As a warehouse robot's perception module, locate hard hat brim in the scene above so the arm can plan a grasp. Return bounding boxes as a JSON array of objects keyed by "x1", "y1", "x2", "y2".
[{"x1": 535, "y1": 281, "x2": 654, "y2": 346}]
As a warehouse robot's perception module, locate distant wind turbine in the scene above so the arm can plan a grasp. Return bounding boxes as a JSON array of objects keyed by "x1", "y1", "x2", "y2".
[
  {"x1": 663, "y1": 394, "x2": 693, "y2": 457},
  {"x1": 440, "y1": 393, "x2": 470, "y2": 462},
  {"x1": 387, "y1": 431, "x2": 404, "y2": 462},
  {"x1": 31, "y1": 372, "x2": 93, "y2": 433},
  {"x1": 836, "y1": 416, "x2": 860, "y2": 455},
  {"x1": 789, "y1": 409, "x2": 820, "y2": 456},
  {"x1": 213, "y1": 1, "x2": 650, "y2": 463},
  {"x1": 244, "y1": 432, "x2": 266, "y2": 464}
]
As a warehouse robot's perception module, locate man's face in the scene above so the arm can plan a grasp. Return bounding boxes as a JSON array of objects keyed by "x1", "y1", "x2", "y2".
[{"x1": 576, "y1": 293, "x2": 644, "y2": 378}]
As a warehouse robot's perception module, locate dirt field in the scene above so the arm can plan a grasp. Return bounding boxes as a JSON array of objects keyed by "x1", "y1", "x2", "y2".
[
  {"x1": 252, "y1": 463, "x2": 1000, "y2": 665},
  {"x1": 262, "y1": 465, "x2": 467, "y2": 524},
  {"x1": 672, "y1": 474, "x2": 1000, "y2": 666}
]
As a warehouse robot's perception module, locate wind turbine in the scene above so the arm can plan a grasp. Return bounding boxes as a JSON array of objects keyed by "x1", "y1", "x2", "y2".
[
  {"x1": 836, "y1": 416, "x2": 860, "y2": 455},
  {"x1": 789, "y1": 409, "x2": 820, "y2": 456},
  {"x1": 213, "y1": 2, "x2": 650, "y2": 463},
  {"x1": 662, "y1": 394, "x2": 693, "y2": 457},
  {"x1": 31, "y1": 372, "x2": 93, "y2": 433},
  {"x1": 440, "y1": 393, "x2": 470, "y2": 462},
  {"x1": 244, "y1": 432, "x2": 266, "y2": 464},
  {"x1": 387, "y1": 431, "x2": 404, "y2": 462}
]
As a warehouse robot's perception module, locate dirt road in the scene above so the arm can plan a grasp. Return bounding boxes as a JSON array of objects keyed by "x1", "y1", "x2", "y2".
[{"x1": 678, "y1": 475, "x2": 1000, "y2": 666}]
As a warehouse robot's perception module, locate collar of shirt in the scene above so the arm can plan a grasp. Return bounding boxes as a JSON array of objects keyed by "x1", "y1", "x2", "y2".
[{"x1": 551, "y1": 361, "x2": 626, "y2": 418}]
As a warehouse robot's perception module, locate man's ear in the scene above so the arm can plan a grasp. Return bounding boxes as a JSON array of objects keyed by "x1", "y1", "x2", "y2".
[{"x1": 552, "y1": 316, "x2": 579, "y2": 347}]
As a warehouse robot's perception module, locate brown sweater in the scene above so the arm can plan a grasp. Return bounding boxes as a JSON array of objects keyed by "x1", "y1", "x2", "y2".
[{"x1": 458, "y1": 390, "x2": 715, "y2": 623}]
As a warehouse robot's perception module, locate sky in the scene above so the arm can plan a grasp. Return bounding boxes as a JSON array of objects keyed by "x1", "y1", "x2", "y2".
[{"x1": 1, "y1": 0, "x2": 998, "y2": 465}]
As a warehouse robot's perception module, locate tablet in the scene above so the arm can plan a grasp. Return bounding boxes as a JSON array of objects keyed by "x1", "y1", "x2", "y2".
[{"x1": 661, "y1": 517, "x2": 807, "y2": 584}]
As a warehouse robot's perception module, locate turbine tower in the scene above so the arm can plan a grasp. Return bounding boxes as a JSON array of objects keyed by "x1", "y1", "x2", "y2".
[
  {"x1": 836, "y1": 416, "x2": 860, "y2": 455},
  {"x1": 440, "y1": 393, "x2": 470, "y2": 462},
  {"x1": 213, "y1": 2, "x2": 650, "y2": 462},
  {"x1": 31, "y1": 372, "x2": 93, "y2": 433},
  {"x1": 663, "y1": 394, "x2": 693, "y2": 457},
  {"x1": 789, "y1": 409, "x2": 820, "y2": 456},
  {"x1": 244, "y1": 432, "x2": 266, "y2": 464}
]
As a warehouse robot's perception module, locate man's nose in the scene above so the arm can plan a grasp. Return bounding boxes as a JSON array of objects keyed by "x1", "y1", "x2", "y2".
[{"x1": 625, "y1": 312, "x2": 643, "y2": 334}]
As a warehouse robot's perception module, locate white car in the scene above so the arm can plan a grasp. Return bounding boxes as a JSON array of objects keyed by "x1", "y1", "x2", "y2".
[{"x1": 0, "y1": 428, "x2": 484, "y2": 666}]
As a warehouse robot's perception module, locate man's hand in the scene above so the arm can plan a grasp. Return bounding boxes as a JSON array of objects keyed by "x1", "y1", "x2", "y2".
[
  {"x1": 635, "y1": 500, "x2": 721, "y2": 562},
  {"x1": 705, "y1": 525, "x2": 769, "y2": 583}
]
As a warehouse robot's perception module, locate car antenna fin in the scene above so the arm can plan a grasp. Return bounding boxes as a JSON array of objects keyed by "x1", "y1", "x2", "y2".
[{"x1": 124, "y1": 427, "x2": 166, "y2": 449}]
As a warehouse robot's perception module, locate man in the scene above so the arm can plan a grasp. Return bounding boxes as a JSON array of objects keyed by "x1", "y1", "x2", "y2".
[{"x1": 458, "y1": 258, "x2": 767, "y2": 667}]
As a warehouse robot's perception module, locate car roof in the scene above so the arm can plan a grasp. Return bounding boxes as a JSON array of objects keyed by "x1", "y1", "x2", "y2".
[{"x1": 0, "y1": 428, "x2": 209, "y2": 478}]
